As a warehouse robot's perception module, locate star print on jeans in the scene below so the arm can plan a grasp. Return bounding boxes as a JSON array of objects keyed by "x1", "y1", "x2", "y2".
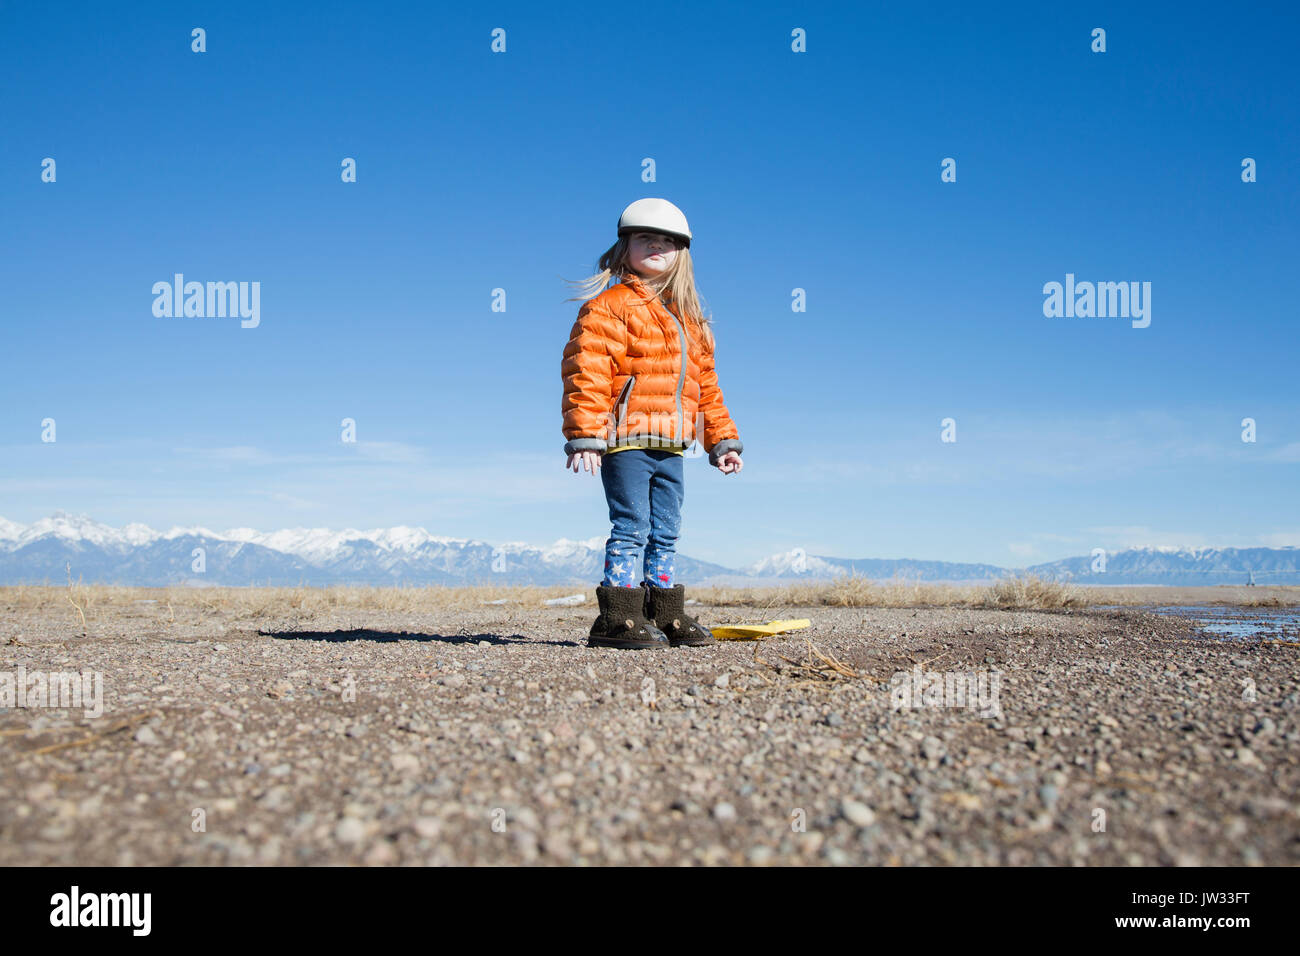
[
  {"x1": 603, "y1": 554, "x2": 636, "y2": 588},
  {"x1": 644, "y1": 551, "x2": 675, "y2": 588}
]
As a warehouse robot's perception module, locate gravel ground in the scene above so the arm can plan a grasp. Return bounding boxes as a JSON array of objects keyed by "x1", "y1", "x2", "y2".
[{"x1": 1, "y1": 600, "x2": 1297, "y2": 866}]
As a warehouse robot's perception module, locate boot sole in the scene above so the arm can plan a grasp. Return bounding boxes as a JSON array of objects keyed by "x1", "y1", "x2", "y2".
[{"x1": 587, "y1": 636, "x2": 669, "y2": 650}]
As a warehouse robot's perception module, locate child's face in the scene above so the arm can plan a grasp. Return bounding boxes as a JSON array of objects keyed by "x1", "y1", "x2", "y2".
[{"x1": 627, "y1": 231, "x2": 681, "y2": 278}]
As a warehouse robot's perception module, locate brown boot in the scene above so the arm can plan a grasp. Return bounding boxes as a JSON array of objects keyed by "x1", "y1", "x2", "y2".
[
  {"x1": 588, "y1": 585, "x2": 669, "y2": 650},
  {"x1": 644, "y1": 584, "x2": 716, "y2": 647}
]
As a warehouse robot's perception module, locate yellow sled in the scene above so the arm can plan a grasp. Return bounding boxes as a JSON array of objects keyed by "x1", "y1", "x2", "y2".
[{"x1": 710, "y1": 618, "x2": 812, "y2": 641}]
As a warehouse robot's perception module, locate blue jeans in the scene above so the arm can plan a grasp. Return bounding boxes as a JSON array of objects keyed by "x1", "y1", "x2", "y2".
[{"x1": 600, "y1": 448, "x2": 684, "y2": 588}]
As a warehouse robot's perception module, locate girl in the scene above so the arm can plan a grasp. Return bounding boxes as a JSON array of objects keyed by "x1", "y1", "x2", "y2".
[{"x1": 561, "y1": 198, "x2": 744, "y2": 650}]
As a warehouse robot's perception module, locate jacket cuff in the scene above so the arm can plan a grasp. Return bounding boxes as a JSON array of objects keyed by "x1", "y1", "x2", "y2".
[
  {"x1": 708, "y1": 438, "x2": 743, "y2": 465},
  {"x1": 564, "y1": 437, "x2": 608, "y2": 455}
]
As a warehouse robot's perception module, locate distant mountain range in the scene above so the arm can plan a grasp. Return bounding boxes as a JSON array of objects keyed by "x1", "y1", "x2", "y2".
[{"x1": 1, "y1": 513, "x2": 1296, "y2": 587}]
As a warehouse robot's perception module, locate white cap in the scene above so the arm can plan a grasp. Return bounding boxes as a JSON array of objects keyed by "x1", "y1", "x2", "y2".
[{"x1": 617, "y1": 197, "x2": 692, "y2": 248}]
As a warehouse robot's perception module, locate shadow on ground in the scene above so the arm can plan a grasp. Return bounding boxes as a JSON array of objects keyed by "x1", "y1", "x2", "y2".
[{"x1": 260, "y1": 629, "x2": 578, "y2": 647}]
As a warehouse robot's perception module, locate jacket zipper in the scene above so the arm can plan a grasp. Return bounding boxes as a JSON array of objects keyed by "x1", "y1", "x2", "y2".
[
  {"x1": 612, "y1": 374, "x2": 635, "y2": 443},
  {"x1": 667, "y1": 311, "x2": 687, "y2": 444},
  {"x1": 629, "y1": 279, "x2": 688, "y2": 447}
]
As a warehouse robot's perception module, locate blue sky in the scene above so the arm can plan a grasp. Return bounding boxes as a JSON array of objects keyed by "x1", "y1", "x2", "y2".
[{"x1": 2, "y1": 1, "x2": 1297, "y2": 569}]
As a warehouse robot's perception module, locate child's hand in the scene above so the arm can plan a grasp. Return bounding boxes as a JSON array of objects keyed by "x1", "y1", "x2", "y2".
[
  {"x1": 714, "y1": 451, "x2": 743, "y2": 475},
  {"x1": 566, "y1": 450, "x2": 602, "y2": 475}
]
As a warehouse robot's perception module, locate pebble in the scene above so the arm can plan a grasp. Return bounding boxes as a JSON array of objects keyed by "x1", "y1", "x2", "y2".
[
  {"x1": 840, "y1": 799, "x2": 877, "y2": 827},
  {"x1": 391, "y1": 754, "x2": 420, "y2": 773},
  {"x1": 1235, "y1": 748, "x2": 1264, "y2": 769},
  {"x1": 6, "y1": 597, "x2": 1290, "y2": 868},
  {"x1": 747, "y1": 845, "x2": 773, "y2": 864},
  {"x1": 412, "y1": 817, "x2": 442, "y2": 839},
  {"x1": 334, "y1": 818, "x2": 367, "y2": 844}
]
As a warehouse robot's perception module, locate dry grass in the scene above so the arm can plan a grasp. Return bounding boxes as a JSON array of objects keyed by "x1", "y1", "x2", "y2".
[
  {"x1": 977, "y1": 575, "x2": 1088, "y2": 609},
  {"x1": 2, "y1": 576, "x2": 1296, "y2": 627},
  {"x1": 694, "y1": 573, "x2": 1092, "y2": 610},
  {"x1": 0, "y1": 582, "x2": 561, "y2": 615},
  {"x1": 748, "y1": 638, "x2": 874, "y2": 691}
]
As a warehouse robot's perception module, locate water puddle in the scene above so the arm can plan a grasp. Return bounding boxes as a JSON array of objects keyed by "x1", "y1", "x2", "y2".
[{"x1": 1140, "y1": 605, "x2": 1300, "y2": 641}]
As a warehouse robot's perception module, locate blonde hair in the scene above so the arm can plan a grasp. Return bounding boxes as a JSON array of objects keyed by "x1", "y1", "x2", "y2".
[{"x1": 562, "y1": 235, "x2": 715, "y2": 348}]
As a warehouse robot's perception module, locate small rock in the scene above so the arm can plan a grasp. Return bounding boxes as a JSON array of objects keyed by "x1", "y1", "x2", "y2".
[
  {"x1": 364, "y1": 841, "x2": 397, "y2": 865},
  {"x1": 391, "y1": 753, "x2": 420, "y2": 774},
  {"x1": 712, "y1": 802, "x2": 737, "y2": 822},
  {"x1": 412, "y1": 817, "x2": 441, "y2": 839},
  {"x1": 824, "y1": 847, "x2": 851, "y2": 866},
  {"x1": 1236, "y1": 748, "x2": 1264, "y2": 769},
  {"x1": 334, "y1": 818, "x2": 367, "y2": 844},
  {"x1": 840, "y1": 799, "x2": 876, "y2": 827},
  {"x1": 134, "y1": 726, "x2": 160, "y2": 746},
  {"x1": 747, "y1": 845, "x2": 773, "y2": 864}
]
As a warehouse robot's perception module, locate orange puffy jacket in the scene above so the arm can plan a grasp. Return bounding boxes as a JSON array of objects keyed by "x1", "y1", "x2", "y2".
[{"x1": 562, "y1": 273, "x2": 743, "y2": 465}]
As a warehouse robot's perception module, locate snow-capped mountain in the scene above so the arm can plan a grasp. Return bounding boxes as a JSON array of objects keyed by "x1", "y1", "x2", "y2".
[
  {"x1": 1025, "y1": 546, "x2": 1300, "y2": 586},
  {"x1": 0, "y1": 513, "x2": 730, "y2": 586},
  {"x1": 739, "y1": 549, "x2": 1007, "y2": 584},
  {"x1": 1, "y1": 514, "x2": 1296, "y2": 586}
]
